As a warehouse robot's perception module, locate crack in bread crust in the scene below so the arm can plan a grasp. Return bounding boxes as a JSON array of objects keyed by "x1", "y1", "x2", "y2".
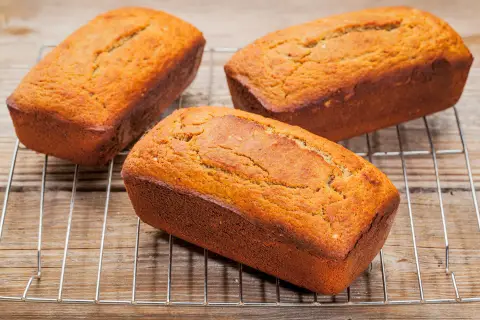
[
  {"x1": 279, "y1": 20, "x2": 403, "y2": 99},
  {"x1": 92, "y1": 23, "x2": 151, "y2": 76},
  {"x1": 169, "y1": 112, "x2": 358, "y2": 192}
]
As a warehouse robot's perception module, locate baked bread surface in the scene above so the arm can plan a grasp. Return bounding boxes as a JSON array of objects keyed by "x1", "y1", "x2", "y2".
[
  {"x1": 7, "y1": 7, "x2": 205, "y2": 165},
  {"x1": 122, "y1": 106, "x2": 400, "y2": 293},
  {"x1": 225, "y1": 6, "x2": 473, "y2": 141}
]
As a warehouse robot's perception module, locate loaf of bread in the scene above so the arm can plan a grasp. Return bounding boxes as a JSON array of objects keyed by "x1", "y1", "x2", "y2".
[
  {"x1": 122, "y1": 106, "x2": 400, "y2": 294},
  {"x1": 7, "y1": 7, "x2": 205, "y2": 166},
  {"x1": 225, "y1": 6, "x2": 473, "y2": 141}
]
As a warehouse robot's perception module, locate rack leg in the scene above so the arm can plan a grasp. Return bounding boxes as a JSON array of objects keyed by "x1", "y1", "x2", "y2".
[
  {"x1": 131, "y1": 217, "x2": 141, "y2": 304},
  {"x1": 275, "y1": 278, "x2": 280, "y2": 304},
  {"x1": 22, "y1": 155, "x2": 48, "y2": 300},
  {"x1": 366, "y1": 133, "x2": 389, "y2": 303},
  {"x1": 94, "y1": 159, "x2": 115, "y2": 303},
  {"x1": 396, "y1": 126, "x2": 425, "y2": 302},
  {"x1": 204, "y1": 248, "x2": 208, "y2": 305},
  {"x1": 423, "y1": 117, "x2": 463, "y2": 300},
  {"x1": 453, "y1": 106, "x2": 480, "y2": 230},
  {"x1": 0, "y1": 139, "x2": 19, "y2": 242},
  {"x1": 238, "y1": 263, "x2": 243, "y2": 304},
  {"x1": 166, "y1": 234, "x2": 173, "y2": 304},
  {"x1": 57, "y1": 164, "x2": 79, "y2": 302}
]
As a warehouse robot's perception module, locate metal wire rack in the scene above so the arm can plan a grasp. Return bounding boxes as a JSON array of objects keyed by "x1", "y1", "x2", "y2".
[{"x1": 0, "y1": 45, "x2": 479, "y2": 307}]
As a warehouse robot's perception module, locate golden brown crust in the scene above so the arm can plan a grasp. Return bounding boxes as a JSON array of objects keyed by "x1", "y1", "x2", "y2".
[
  {"x1": 6, "y1": 7, "x2": 205, "y2": 165},
  {"x1": 122, "y1": 107, "x2": 400, "y2": 292},
  {"x1": 225, "y1": 6, "x2": 473, "y2": 141}
]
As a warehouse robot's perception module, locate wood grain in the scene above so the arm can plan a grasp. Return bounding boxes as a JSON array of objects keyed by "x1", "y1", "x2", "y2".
[
  {"x1": 1, "y1": 0, "x2": 480, "y2": 318},
  {"x1": 1, "y1": 302, "x2": 480, "y2": 320}
]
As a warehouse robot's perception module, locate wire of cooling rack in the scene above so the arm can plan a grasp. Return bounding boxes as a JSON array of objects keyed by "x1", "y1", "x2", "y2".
[
  {"x1": 0, "y1": 45, "x2": 479, "y2": 306},
  {"x1": 365, "y1": 134, "x2": 389, "y2": 303}
]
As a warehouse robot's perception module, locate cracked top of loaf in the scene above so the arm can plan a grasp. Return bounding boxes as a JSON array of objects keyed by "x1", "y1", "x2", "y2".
[
  {"x1": 122, "y1": 107, "x2": 400, "y2": 260},
  {"x1": 225, "y1": 6, "x2": 471, "y2": 112},
  {"x1": 7, "y1": 7, "x2": 204, "y2": 128}
]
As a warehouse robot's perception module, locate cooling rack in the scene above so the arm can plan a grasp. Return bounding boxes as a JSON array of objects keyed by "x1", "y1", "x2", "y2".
[{"x1": 0, "y1": 45, "x2": 479, "y2": 307}]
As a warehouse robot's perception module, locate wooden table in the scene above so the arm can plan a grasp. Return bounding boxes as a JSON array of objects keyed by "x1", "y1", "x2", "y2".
[{"x1": 1, "y1": 0, "x2": 480, "y2": 318}]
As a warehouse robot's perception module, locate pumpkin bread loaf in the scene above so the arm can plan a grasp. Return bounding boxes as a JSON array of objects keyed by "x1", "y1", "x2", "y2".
[
  {"x1": 7, "y1": 7, "x2": 205, "y2": 165},
  {"x1": 122, "y1": 106, "x2": 400, "y2": 294},
  {"x1": 225, "y1": 6, "x2": 473, "y2": 141}
]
